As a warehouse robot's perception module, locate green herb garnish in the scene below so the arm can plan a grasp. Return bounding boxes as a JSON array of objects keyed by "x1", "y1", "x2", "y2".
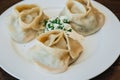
[
  {"x1": 63, "y1": 19, "x2": 70, "y2": 23},
  {"x1": 44, "y1": 20, "x2": 48, "y2": 26},
  {"x1": 67, "y1": 29, "x2": 72, "y2": 32},
  {"x1": 45, "y1": 16, "x2": 72, "y2": 33}
]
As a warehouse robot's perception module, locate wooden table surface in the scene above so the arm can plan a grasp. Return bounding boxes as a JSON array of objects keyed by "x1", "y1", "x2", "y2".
[{"x1": 0, "y1": 0, "x2": 120, "y2": 80}]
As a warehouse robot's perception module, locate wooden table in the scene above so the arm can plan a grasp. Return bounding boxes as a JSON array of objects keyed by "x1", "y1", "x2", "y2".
[{"x1": 0, "y1": 0, "x2": 120, "y2": 80}]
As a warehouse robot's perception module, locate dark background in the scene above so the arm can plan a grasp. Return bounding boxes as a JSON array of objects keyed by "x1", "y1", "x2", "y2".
[{"x1": 0, "y1": 0, "x2": 120, "y2": 80}]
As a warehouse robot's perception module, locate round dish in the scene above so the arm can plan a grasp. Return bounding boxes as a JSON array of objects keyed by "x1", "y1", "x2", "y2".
[{"x1": 0, "y1": 0, "x2": 120, "y2": 80}]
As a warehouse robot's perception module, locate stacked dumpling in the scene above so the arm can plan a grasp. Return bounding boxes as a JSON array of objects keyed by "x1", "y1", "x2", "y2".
[
  {"x1": 29, "y1": 30, "x2": 83, "y2": 73},
  {"x1": 60, "y1": 0, "x2": 105, "y2": 36},
  {"x1": 8, "y1": 4, "x2": 48, "y2": 43}
]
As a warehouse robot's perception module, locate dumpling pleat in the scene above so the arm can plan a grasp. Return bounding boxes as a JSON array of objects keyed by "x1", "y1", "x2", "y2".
[
  {"x1": 30, "y1": 30, "x2": 83, "y2": 73},
  {"x1": 60, "y1": 0, "x2": 105, "y2": 36}
]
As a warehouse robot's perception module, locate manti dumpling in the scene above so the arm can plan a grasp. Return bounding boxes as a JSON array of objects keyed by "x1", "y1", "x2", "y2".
[
  {"x1": 8, "y1": 4, "x2": 48, "y2": 43},
  {"x1": 60, "y1": 0, "x2": 105, "y2": 36},
  {"x1": 29, "y1": 30, "x2": 83, "y2": 73}
]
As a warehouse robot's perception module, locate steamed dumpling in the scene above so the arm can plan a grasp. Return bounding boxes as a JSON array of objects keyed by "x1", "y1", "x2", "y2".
[
  {"x1": 8, "y1": 4, "x2": 48, "y2": 43},
  {"x1": 60, "y1": 0, "x2": 105, "y2": 36},
  {"x1": 15, "y1": 4, "x2": 38, "y2": 14},
  {"x1": 29, "y1": 30, "x2": 83, "y2": 73}
]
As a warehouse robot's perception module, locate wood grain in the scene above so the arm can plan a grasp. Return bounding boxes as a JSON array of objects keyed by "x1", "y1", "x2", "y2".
[{"x1": 0, "y1": 0, "x2": 120, "y2": 80}]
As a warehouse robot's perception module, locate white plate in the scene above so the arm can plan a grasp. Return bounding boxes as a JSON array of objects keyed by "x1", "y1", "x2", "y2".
[{"x1": 0, "y1": 0, "x2": 120, "y2": 80}]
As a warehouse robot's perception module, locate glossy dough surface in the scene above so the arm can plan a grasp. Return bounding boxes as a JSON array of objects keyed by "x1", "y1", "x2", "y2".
[
  {"x1": 60, "y1": 0, "x2": 105, "y2": 36},
  {"x1": 8, "y1": 4, "x2": 48, "y2": 43},
  {"x1": 30, "y1": 30, "x2": 83, "y2": 73},
  {"x1": 7, "y1": 0, "x2": 105, "y2": 73}
]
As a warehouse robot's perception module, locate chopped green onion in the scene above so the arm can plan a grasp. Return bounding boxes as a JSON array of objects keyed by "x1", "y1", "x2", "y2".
[
  {"x1": 67, "y1": 29, "x2": 72, "y2": 32},
  {"x1": 44, "y1": 20, "x2": 48, "y2": 26},
  {"x1": 57, "y1": 25, "x2": 64, "y2": 30},
  {"x1": 44, "y1": 16, "x2": 72, "y2": 33},
  {"x1": 63, "y1": 19, "x2": 70, "y2": 23}
]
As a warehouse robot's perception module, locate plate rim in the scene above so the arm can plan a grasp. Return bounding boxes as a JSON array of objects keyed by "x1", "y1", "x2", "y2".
[{"x1": 0, "y1": 0, "x2": 120, "y2": 80}]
